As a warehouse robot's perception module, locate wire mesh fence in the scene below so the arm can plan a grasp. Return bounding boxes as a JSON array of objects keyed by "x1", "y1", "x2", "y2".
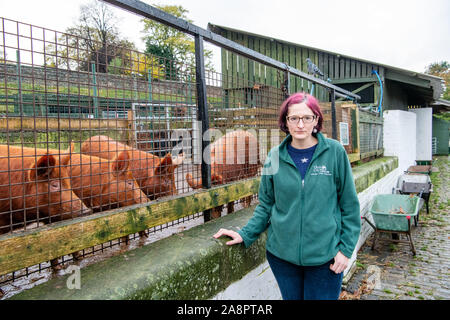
[
  {"x1": 0, "y1": 17, "x2": 282, "y2": 286},
  {"x1": 0, "y1": 15, "x2": 370, "y2": 237},
  {"x1": 358, "y1": 109, "x2": 383, "y2": 156},
  {"x1": 0, "y1": 10, "x2": 379, "y2": 291}
]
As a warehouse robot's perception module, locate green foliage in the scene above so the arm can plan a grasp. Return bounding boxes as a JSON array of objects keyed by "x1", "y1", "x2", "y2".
[
  {"x1": 433, "y1": 113, "x2": 450, "y2": 122},
  {"x1": 425, "y1": 61, "x2": 449, "y2": 100},
  {"x1": 145, "y1": 41, "x2": 178, "y2": 80},
  {"x1": 108, "y1": 57, "x2": 125, "y2": 75},
  {"x1": 141, "y1": 4, "x2": 214, "y2": 80}
]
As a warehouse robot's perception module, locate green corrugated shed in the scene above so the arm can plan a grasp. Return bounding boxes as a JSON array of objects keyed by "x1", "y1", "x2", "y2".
[
  {"x1": 432, "y1": 116, "x2": 449, "y2": 155},
  {"x1": 208, "y1": 24, "x2": 443, "y2": 110}
]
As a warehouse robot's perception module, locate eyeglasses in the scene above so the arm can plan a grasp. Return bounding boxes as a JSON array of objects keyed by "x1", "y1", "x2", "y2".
[{"x1": 286, "y1": 115, "x2": 316, "y2": 124}]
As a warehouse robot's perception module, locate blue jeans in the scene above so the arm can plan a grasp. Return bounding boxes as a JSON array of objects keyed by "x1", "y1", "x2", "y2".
[{"x1": 266, "y1": 250, "x2": 343, "y2": 300}]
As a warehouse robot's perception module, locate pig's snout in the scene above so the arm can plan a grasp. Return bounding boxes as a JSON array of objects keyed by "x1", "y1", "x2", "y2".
[{"x1": 80, "y1": 206, "x2": 92, "y2": 216}]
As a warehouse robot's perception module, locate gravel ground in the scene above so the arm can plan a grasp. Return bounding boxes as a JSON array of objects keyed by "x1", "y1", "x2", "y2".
[{"x1": 341, "y1": 156, "x2": 450, "y2": 300}]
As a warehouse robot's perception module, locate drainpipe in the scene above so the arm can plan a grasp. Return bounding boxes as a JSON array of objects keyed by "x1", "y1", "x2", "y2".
[{"x1": 372, "y1": 70, "x2": 383, "y2": 116}]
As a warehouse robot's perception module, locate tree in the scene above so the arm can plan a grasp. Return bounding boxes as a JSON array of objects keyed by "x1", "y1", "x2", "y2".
[
  {"x1": 45, "y1": 1, "x2": 135, "y2": 73},
  {"x1": 145, "y1": 40, "x2": 178, "y2": 80},
  {"x1": 127, "y1": 51, "x2": 165, "y2": 79},
  {"x1": 425, "y1": 61, "x2": 449, "y2": 100},
  {"x1": 141, "y1": 4, "x2": 214, "y2": 80}
]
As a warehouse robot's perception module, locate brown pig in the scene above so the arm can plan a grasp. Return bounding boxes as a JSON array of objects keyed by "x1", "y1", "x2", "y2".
[
  {"x1": 17, "y1": 144, "x2": 149, "y2": 213},
  {"x1": 16, "y1": 144, "x2": 150, "y2": 257},
  {"x1": 81, "y1": 135, "x2": 184, "y2": 200},
  {"x1": 69, "y1": 150, "x2": 149, "y2": 212},
  {"x1": 186, "y1": 130, "x2": 260, "y2": 218},
  {"x1": 0, "y1": 144, "x2": 90, "y2": 235}
]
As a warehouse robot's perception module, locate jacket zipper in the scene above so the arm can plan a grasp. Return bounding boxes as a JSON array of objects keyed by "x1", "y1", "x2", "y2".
[
  {"x1": 283, "y1": 135, "x2": 329, "y2": 265},
  {"x1": 297, "y1": 142, "x2": 328, "y2": 265},
  {"x1": 299, "y1": 178, "x2": 304, "y2": 265}
]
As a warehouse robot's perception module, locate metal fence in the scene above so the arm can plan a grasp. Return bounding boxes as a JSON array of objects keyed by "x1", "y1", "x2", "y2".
[
  {"x1": 358, "y1": 109, "x2": 383, "y2": 158},
  {"x1": 0, "y1": 1, "x2": 368, "y2": 290}
]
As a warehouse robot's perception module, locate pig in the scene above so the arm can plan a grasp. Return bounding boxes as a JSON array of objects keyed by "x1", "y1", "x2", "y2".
[
  {"x1": 0, "y1": 144, "x2": 90, "y2": 235},
  {"x1": 185, "y1": 130, "x2": 260, "y2": 218},
  {"x1": 15, "y1": 143, "x2": 150, "y2": 261},
  {"x1": 68, "y1": 145, "x2": 150, "y2": 248},
  {"x1": 17, "y1": 143, "x2": 149, "y2": 213},
  {"x1": 80, "y1": 135, "x2": 184, "y2": 201}
]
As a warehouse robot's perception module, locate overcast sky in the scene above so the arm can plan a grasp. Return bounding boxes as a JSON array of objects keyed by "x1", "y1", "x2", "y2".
[{"x1": 1, "y1": 0, "x2": 449, "y2": 74}]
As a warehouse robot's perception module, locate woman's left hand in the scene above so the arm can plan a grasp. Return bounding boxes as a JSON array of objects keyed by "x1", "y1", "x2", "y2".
[{"x1": 330, "y1": 251, "x2": 349, "y2": 274}]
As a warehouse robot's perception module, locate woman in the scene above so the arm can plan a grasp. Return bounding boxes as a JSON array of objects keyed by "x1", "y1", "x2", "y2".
[{"x1": 213, "y1": 92, "x2": 361, "y2": 300}]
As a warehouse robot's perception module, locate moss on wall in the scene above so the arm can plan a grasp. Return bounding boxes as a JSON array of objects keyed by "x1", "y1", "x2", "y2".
[
  {"x1": 352, "y1": 157, "x2": 398, "y2": 193},
  {"x1": 10, "y1": 206, "x2": 266, "y2": 300}
]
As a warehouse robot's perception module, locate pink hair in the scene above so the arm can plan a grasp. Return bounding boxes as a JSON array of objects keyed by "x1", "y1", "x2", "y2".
[{"x1": 278, "y1": 92, "x2": 323, "y2": 134}]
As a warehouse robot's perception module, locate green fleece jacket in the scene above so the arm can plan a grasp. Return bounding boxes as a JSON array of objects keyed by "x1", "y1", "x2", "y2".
[{"x1": 238, "y1": 132, "x2": 361, "y2": 266}]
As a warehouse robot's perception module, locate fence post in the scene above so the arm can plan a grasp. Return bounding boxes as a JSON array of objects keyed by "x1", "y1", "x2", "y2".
[
  {"x1": 331, "y1": 89, "x2": 337, "y2": 140},
  {"x1": 283, "y1": 70, "x2": 290, "y2": 99},
  {"x1": 148, "y1": 68, "x2": 152, "y2": 102},
  {"x1": 194, "y1": 34, "x2": 212, "y2": 221},
  {"x1": 353, "y1": 106, "x2": 360, "y2": 155},
  {"x1": 91, "y1": 62, "x2": 99, "y2": 118}
]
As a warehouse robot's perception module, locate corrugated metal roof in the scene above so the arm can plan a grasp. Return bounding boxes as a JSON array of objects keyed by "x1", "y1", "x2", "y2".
[{"x1": 208, "y1": 23, "x2": 444, "y2": 100}]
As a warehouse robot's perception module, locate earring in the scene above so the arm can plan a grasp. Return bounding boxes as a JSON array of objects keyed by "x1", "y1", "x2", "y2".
[{"x1": 313, "y1": 128, "x2": 318, "y2": 133}]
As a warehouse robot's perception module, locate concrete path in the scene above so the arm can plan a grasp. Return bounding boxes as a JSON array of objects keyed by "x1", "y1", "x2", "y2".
[{"x1": 342, "y1": 156, "x2": 449, "y2": 300}]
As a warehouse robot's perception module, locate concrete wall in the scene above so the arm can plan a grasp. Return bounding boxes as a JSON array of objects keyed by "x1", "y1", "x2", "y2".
[
  {"x1": 432, "y1": 116, "x2": 449, "y2": 155},
  {"x1": 410, "y1": 108, "x2": 432, "y2": 161},
  {"x1": 383, "y1": 110, "x2": 417, "y2": 172},
  {"x1": 212, "y1": 260, "x2": 282, "y2": 300}
]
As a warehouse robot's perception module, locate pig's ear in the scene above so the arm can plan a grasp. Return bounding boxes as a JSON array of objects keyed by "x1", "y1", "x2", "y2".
[
  {"x1": 155, "y1": 153, "x2": 173, "y2": 175},
  {"x1": 111, "y1": 151, "x2": 130, "y2": 176},
  {"x1": 61, "y1": 141, "x2": 74, "y2": 166},
  {"x1": 30, "y1": 154, "x2": 56, "y2": 180}
]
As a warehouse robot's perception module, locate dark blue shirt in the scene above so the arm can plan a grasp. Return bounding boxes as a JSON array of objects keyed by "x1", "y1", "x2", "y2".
[{"x1": 287, "y1": 143, "x2": 317, "y2": 180}]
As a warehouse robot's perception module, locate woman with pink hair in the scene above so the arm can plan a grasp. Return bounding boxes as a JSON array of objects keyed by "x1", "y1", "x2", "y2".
[{"x1": 214, "y1": 92, "x2": 360, "y2": 300}]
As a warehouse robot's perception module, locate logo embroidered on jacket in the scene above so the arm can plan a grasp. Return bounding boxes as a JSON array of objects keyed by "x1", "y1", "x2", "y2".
[{"x1": 310, "y1": 165, "x2": 332, "y2": 176}]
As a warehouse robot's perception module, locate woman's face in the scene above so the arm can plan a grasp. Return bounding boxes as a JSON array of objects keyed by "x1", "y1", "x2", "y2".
[{"x1": 286, "y1": 102, "x2": 319, "y2": 142}]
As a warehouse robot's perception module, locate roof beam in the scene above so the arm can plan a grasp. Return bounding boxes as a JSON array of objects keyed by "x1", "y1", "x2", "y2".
[{"x1": 385, "y1": 70, "x2": 430, "y2": 88}]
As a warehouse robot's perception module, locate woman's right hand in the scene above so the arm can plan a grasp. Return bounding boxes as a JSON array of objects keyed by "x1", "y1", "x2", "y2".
[{"x1": 213, "y1": 228, "x2": 243, "y2": 245}]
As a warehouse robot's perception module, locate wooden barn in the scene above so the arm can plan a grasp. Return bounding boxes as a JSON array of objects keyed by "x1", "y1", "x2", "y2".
[{"x1": 207, "y1": 24, "x2": 444, "y2": 111}]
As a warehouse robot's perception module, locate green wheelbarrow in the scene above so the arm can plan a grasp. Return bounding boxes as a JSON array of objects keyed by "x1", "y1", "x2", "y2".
[{"x1": 362, "y1": 194, "x2": 422, "y2": 255}]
